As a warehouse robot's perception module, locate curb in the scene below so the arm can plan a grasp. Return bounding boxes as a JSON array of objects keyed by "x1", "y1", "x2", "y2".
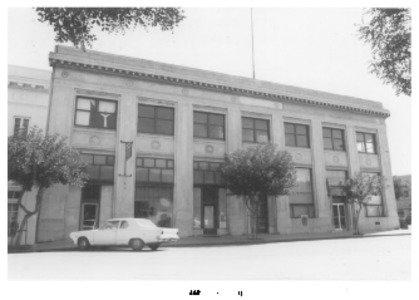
[{"x1": 8, "y1": 231, "x2": 411, "y2": 253}]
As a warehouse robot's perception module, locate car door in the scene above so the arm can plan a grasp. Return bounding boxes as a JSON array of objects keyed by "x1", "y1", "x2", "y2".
[
  {"x1": 116, "y1": 220, "x2": 133, "y2": 245},
  {"x1": 93, "y1": 221, "x2": 119, "y2": 245}
]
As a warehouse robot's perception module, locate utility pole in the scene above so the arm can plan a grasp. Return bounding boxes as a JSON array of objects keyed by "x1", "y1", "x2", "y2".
[{"x1": 250, "y1": 8, "x2": 256, "y2": 79}]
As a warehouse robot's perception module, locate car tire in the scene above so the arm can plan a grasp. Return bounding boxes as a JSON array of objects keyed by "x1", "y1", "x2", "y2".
[
  {"x1": 77, "y1": 237, "x2": 90, "y2": 250},
  {"x1": 149, "y1": 243, "x2": 161, "y2": 251},
  {"x1": 129, "y1": 238, "x2": 145, "y2": 251}
]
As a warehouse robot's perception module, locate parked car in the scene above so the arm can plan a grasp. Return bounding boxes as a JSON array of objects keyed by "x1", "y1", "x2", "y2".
[{"x1": 69, "y1": 218, "x2": 179, "y2": 251}]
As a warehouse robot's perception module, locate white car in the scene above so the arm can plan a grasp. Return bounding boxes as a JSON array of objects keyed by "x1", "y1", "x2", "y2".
[{"x1": 69, "y1": 218, "x2": 179, "y2": 251}]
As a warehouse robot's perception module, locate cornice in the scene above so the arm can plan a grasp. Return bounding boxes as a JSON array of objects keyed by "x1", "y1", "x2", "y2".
[
  {"x1": 49, "y1": 57, "x2": 390, "y2": 119},
  {"x1": 8, "y1": 81, "x2": 49, "y2": 93}
]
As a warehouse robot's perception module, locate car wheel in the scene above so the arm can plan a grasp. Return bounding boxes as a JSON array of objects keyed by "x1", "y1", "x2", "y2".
[
  {"x1": 129, "y1": 238, "x2": 145, "y2": 251},
  {"x1": 149, "y1": 243, "x2": 161, "y2": 251},
  {"x1": 77, "y1": 237, "x2": 90, "y2": 250}
]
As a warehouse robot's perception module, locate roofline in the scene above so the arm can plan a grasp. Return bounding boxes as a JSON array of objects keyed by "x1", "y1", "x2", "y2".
[{"x1": 49, "y1": 46, "x2": 390, "y2": 119}]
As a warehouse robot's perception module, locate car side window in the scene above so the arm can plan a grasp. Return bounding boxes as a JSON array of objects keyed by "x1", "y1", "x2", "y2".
[{"x1": 120, "y1": 221, "x2": 129, "y2": 229}]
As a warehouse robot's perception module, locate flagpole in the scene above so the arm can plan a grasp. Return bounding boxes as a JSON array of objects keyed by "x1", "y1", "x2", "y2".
[{"x1": 250, "y1": 7, "x2": 256, "y2": 79}]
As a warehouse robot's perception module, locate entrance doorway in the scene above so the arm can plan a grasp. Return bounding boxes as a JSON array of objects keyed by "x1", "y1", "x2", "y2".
[
  {"x1": 256, "y1": 194, "x2": 268, "y2": 234},
  {"x1": 80, "y1": 185, "x2": 100, "y2": 230},
  {"x1": 202, "y1": 186, "x2": 218, "y2": 235},
  {"x1": 332, "y1": 202, "x2": 347, "y2": 230}
]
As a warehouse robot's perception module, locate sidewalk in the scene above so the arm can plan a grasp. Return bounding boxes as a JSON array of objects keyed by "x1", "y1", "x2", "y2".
[{"x1": 9, "y1": 227, "x2": 411, "y2": 253}]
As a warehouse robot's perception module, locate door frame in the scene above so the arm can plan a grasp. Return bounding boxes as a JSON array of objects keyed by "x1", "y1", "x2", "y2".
[
  {"x1": 332, "y1": 202, "x2": 347, "y2": 230},
  {"x1": 201, "y1": 185, "x2": 219, "y2": 235}
]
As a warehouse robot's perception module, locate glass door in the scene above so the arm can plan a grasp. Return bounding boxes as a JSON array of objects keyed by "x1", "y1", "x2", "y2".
[
  {"x1": 202, "y1": 186, "x2": 218, "y2": 235},
  {"x1": 332, "y1": 203, "x2": 347, "y2": 230}
]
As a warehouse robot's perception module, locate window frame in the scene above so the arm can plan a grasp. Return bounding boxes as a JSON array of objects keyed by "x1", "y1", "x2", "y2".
[
  {"x1": 289, "y1": 167, "x2": 315, "y2": 218},
  {"x1": 74, "y1": 96, "x2": 118, "y2": 130},
  {"x1": 362, "y1": 171, "x2": 384, "y2": 217},
  {"x1": 135, "y1": 157, "x2": 175, "y2": 185},
  {"x1": 80, "y1": 153, "x2": 115, "y2": 183},
  {"x1": 284, "y1": 122, "x2": 310, "y2": 148},
  {"x1": 137, "y1": 103, "x2": 175, "y2": 136},
  {"x1": 290, "y1": 203, "x2": 315, "y2": 218},
  {"x1": 13, "y1": 116, "x2": 30, "y2": 136},
  {"x1": 356, "y1": 132, "x2": 377, "y2": 154},
  {"x1": 241, "y1": 116, "x2": 271, "y2": 143},
  {"x1": 193, "y1": 111, "x2": 226, "y2": 140},
  {"x1": 323, "y1": 127, "x2": 346, "y2": 151}
]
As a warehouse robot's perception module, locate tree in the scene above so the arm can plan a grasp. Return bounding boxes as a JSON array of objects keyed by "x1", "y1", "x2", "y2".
[
  {"x1": 358, "y1": 8, "x2": 411, "y2": 96},
  {"x1": 35, "y1": 7, "x2": 185, "y2": 49},
  {"x1": 220, "y1": 144, "x2": 296, "y2": 237},
  {"x1": 343, "y1": 173, "x2": 382, "y2": 235},
  {"x1": 8, "y1": 127, "x2": 88, "y2": 246}
]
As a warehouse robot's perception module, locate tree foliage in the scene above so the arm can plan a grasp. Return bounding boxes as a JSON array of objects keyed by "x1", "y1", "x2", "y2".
[
  {"x1": 343, "y1": 173, "x2": 382, "y2": 235},
  {"x1": 35, "y1": 7, "x2": 185, "y2": 49},
  {"x1": 358, "y1": 8, "x2": 411, "y2": 96},
  {"x1": 8, "y1": 127, "x2": 88, "y2": 245},
  {"x1": 221, "y1": 143, "x2": 296, "y2": 235}
]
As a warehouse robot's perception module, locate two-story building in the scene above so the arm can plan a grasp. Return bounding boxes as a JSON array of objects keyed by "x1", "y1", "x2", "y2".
[
  {"x1": 35, "y1": 45, "x2": 399, "y2": 242},
  {"x1": 8, "y1": 65, "x2": 50, "y2": 245}
]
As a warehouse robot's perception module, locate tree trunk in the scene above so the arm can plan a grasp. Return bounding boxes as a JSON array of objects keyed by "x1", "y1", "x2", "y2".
[
  {"x1": 352, "y1": 202, "x2": 362, "y2": 236},
  {"x1": 12, "y1": 187, "x2": 44, "y2": 247}
]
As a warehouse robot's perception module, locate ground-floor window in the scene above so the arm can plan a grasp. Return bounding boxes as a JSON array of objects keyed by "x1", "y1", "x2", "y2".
[
  {"x1": 134, "y1": 186, "x2": 173, "y2": 227},
  {"x1": 362, "y1": 172, "x2": 384, "y2": 217},
  {"x1": 8, "y1": 202, "x2": 19, "y2": 237},
  {"x1": 289, "y1": 168, "x2": 315, "y2": 218}
]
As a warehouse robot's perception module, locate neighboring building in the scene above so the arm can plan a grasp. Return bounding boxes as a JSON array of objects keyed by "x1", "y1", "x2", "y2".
[
  {"x1": 8, "y1": 65, "x2": 50, "y2": 245},
  {"x1": 33, "y1": 46, "x2": 399, "y2": 243},
  {"x1": 394, "y1": 175, "x2": 411, "y2": 222}
]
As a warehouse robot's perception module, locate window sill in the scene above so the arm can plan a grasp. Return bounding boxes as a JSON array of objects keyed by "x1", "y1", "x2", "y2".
[
  {"x1": 193, "y1": 137, "x2": 226, "y2": 143},
  {"x1": 73, "y1": 125, "x2": 117, "y2": 134}
]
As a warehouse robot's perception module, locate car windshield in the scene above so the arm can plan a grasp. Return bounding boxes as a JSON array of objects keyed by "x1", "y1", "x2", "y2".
[
  {"x1": 135, "y1": 219, "x2": 157, "y2": 228},
  {"x1": 99, "y1": 221, "x2": 119, "y2": 230}
]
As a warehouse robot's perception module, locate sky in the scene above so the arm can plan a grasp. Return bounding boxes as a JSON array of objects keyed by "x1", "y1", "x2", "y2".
[{"x1": 7, "y1": 7, "x2": 411, "y2": 175}]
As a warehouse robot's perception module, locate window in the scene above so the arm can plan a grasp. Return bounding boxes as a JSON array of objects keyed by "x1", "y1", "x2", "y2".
[
  {"x1": 289, "y1": 168, "x2": 315, "y2": 218},
  {"x1": 136, "y1": 157, "x2": 174, "y2": 184},
  {"x1": 363, "y1": 172, "x2": 384, "y2": 217},
  {"x1": 326, "y1": 170, "x2": 347, "y2": 197},
  {"x1": 134, "y1": 186, "x2": 173, "y2": 227},
  {"x1": 8, "y1": 203, "x2": 19, "y2": 237},
  {"x1": 80, "y1": 153, "x2": 115, "y2": 182},
  {"x1": 285, "y1": 122, "x2": 310, "y2": 148},
  {"x1": 323, "y1": 127, "x2": 345, "y2": 151},
  {"x1": 193, "y1": 111, "x2": 225, "y2": 140},
  {"x1": 13, "y1": 117, "x2": 29, "y2": 136},
  {"x1": 120, "y1": 221, "x2": 129, "y2": 229},
  {"x1": 242, "y1": 117, "x2": 270, "y2": 143},
  {"x1": 356, "y1": 132, "x2": 376, "y2": 154},
  {"x1": 138, "y1": 104, "x2": 174, "y2": 135},
  {"x1": 193, "y1": 161, "x2": 224, "y2": 185},
  {"x1": 75, "y1": 97, "x2": 117, "y2": 130}
]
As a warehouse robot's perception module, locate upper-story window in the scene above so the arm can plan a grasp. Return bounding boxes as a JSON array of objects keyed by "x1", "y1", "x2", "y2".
[
  {"x1": 193, "y1": 111, "x2": 225, "y2": 140},
  {"x1": 242, "y1": 117, "x2": 270, "y2": 143},
  {"x1": 323, "y1": 127, "x2": 345, "y2": 151},
  {"x1": 13, "y1": 117, "x2": 29, "y2": 136},
  {"x1": 138, "y1": 104, "x2": 174, "y2": 135},
  {"x1": 285, "y1": 122, "x2": 310, "y2": 148},
  {"x1": 356, "y1": 132, "x2": 376, "y2": 154},
  {"x1": 75, "y1": 97, "x2": 117, "y2": 130}
]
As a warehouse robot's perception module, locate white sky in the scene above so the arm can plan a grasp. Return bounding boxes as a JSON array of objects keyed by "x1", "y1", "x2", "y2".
[{"x1": 7, "y1": 7, "x2": 411, "y2": 175}]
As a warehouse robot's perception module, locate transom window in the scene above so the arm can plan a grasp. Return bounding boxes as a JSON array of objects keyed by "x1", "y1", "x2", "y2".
[
  {"x1": 326, "y1": 170, "x2": 347, "y2": 197},
  {"x1": 323, "y1": 127, "x2": 345, "y2": 151},
  {"x1": 285, "y1": 122, "x2": 310, "y2": 148},
  {"x1": 136, "y1": 157, "x2": 174, "y2": 184},
  {"x1": 242, "y1": 117, "x2": 270, "y2": 143},
  {"x1": 193, "y1": 161, "x2": 224, "y2": 185},
  {"x1": 75, "y1": 97, "x2": 117, "y2": 130},
  {"x1": 13, "y1": 117, "x2": 29, "y2": 136},
  {"x1": 356, "y1": 132, "x2": 376, "y2": 154},
  {"x1": 193, "y1": 111, "x2": 225, "y2": 140},
  {"x1": 80, "y1": 153, "x2": 115, "y2": 182},
  {"x1": 289, "y1": 168, "x2": 315, "y2": 218},
  {"x1": 138, "y1": 104, "x2": 174, "y2": 135}
]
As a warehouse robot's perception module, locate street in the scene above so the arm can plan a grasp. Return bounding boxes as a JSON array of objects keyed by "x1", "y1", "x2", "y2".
[{"x1": 8, "y1": 235, "x2": 410, "y2": 280}]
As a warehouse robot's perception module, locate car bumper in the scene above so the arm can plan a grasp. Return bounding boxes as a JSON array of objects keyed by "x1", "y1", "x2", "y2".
[{"x1": 158, "y1": 237, "x2": 179, "y2": 243}]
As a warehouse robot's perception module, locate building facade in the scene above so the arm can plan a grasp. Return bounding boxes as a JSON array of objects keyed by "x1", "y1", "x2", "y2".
[
  {"x1": 36, "y1": 45, "x2": 399, "y2": 242},
  {"x1": 8, "y1": 65, "x2": 50, "y2": 245}
]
